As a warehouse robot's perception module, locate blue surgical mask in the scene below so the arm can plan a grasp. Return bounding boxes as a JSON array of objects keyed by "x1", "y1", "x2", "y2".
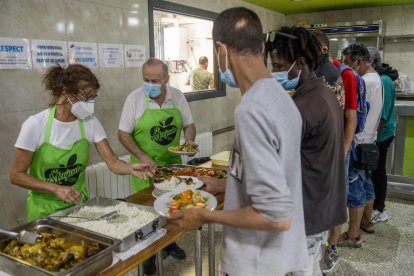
[
  {"x1": 272, "y1": 61, "x2": 301, "y2": 90},
  {"x1": 143, "y1": 82, "x2": 162, "y2": 98},
  {"x1": 217, "y1": 46, "x2": 238, "y2": 88}
]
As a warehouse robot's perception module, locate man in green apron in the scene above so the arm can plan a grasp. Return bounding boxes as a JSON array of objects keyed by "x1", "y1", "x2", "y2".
[{"x1": 118, "y1": 58, "x2": 196, "y2": 272}]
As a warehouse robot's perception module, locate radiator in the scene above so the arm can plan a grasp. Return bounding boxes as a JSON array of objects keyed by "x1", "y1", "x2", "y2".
[{"x1": 85, "y1": 132, "x2": 213, "y2": 199}]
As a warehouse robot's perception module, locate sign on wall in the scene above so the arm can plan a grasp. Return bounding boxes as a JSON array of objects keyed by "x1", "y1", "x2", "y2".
[
  {"x1": 0, "y1": 37, "x2": 31, "y2": 69},
  {"x1": 68, "y1": 42, "x2": 98, "y2": 68},
  {"x1": 98, "y1": 43, "x2": 124, "y2": 68},
  {"x1": 124, "y1": 44, "x2": 145, "y2": 67},
  {"x1": 31, "y1": 39, "x2": 67, "y2": 68}
]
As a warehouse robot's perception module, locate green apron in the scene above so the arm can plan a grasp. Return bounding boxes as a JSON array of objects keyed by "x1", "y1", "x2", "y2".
[
  {"x1": 27, "y1": 106, "x2": 89, "y2": 221},
  {"x1": 130, "y1": 96, "x2": 182, "y2": 192}
]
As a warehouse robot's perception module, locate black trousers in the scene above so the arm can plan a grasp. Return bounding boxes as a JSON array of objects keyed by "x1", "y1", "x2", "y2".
[{"x1": 372, "y1": 136, "x2": 394, "y2": 212}]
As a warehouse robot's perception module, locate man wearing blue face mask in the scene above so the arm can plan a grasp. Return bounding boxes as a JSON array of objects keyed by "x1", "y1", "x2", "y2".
[
  {"x1": 118, "y1": 58, "x2": 196, "y2": 271},
  {"x1": 267, "y1": 26, "x2": 346, "y2": 275}
]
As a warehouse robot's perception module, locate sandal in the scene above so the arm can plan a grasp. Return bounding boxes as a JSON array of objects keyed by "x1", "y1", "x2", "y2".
[
  {"x1": 337, "y1": 232, "x2": 362, "y2": 248},
  {"x1": 360, "y1": 223, "x2": 375, "y2": 234}
]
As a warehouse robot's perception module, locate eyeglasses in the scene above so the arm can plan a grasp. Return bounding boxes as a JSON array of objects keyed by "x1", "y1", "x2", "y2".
[
  {"x1": 266, "y1": 30, "x2": 298, "y2": 44},
  {"x1": 78, "y1": 89, "x2": 98, "y2": 102}
]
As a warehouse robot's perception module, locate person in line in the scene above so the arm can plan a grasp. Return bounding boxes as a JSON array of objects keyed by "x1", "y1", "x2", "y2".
[
  {"x1": 185, "y1": 56, "x2": 215, "y2": 91},
  {"x1": 313, "y1": 31, "x2": 358, "y2": 273},
  {"x1": 10, "y1": 64, "x2": 153, "y2": 222},
  {"x1": 118, "y1": 58, "x2": 196, "y2": 273},
  {"x1": 367, "y1": 46, "x2": 398, "y2": 223},
  {"x1": 338, "y1": 43, "x2": 383, "y2": 247},
  {"x1": 168, "y1": 7, "x2": 308, "y2": 276},
  {"x1": 268, "y1": 27, "x2": 346, "y2": 275}
]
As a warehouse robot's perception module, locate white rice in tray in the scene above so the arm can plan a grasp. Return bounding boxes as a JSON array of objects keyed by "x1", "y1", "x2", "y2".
[{"x1": 60, "y1": 202, "x2": 157, "y2": 239}]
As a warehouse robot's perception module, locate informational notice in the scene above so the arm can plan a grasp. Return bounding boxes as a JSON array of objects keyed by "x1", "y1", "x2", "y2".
[
  {"x1": 31, "y1": 39, "x2": 67, "y2": 68},
  {"x1": 68, "y1": 42, "x2": 98, "y2": 68},
  {"x1": 98, "y1": 43, "x2": 123, "y2": 68},
  {"x1": 0, "y1": 37, "x2": 31, "y2": 69},
  {"x1": 124, "y1": 44, "x2": 145, "y2": 67}
]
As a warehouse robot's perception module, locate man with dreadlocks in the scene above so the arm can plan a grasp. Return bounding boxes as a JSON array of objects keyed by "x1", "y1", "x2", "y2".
[{"x1": 267, "y1": 26, "x2": 346, "y2": 275}]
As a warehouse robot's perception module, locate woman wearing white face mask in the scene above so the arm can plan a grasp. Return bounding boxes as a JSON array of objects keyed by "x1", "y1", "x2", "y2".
[{"x1": 10, "y1": 64, "x2": 154, "y2": 221}]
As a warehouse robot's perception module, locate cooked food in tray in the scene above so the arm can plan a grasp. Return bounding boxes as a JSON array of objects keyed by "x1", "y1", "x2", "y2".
[
  {"x1": 168, "y1": 143, "x2": 199, "y2": 155},
  {"x1": 154, "y1": 166, "x2": 227, "y2": 181},
  {"x1": 1, "y1": 231, "x2": 101, "y2": 272},
  {"x1": 59, "y1": 202, "x2": 157, "y2": 240},
  {"x1": 168, "y1": 189, "x2": 209, "y2": 213}
]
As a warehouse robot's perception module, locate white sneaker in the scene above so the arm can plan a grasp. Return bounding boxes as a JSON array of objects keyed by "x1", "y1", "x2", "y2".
[
  {"x1": 372, "y1": 210, "x2": 389, "y2": 223},
  {"x1": 371, "y1": 209, "x2": 380, "y2": 221}
]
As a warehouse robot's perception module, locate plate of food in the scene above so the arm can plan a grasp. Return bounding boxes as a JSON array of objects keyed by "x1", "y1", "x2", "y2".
[
  {"x1": 168, "y1": 143, "x2": 199, "y2": 155},
  {"x1": 154, "y1": 176, "x2": 204, "y2": 193},
  {"x1": 154, "y1": 189, "x2": 217, "y2": 216}
]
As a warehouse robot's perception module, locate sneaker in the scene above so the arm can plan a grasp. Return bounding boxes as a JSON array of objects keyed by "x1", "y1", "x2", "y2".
[
  {"x1": 162, "y1": 242, "x2": 186, "y2": 260},
  {"x1": 372, "y1": 210, "x2": 389, "y2": 223},
  {"x1": 371, "y1": 209, "x2": 380, "y2": 221},
  {"x1": 323, "y1": 246, "x2": 339, "y2": 273},
  {"x1": 143, "y1": 256, "x2": 156, "y2": 275},
  {"x1": 337, "y1": 232, "x2": 362, "y2": 248}
]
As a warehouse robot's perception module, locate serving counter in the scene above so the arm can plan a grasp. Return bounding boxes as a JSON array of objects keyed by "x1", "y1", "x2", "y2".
[
  {"x1": 100, "y1": 164, "x2": 225, "y2": 276},
  {"x1": 386, "y1": 100, "x2": 414, "y2": 197}
]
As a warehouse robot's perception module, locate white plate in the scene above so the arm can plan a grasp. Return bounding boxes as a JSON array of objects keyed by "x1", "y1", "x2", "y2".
[
  {"x1": 153, "y1": 189, "x2": 217, "y2": 217},
  {"x1": 154, "y1": 176, "x2": 204, "y2": 192},
  {"x1": 152, "y1": 190, "x2": 160, "y2": 199},
  {"x1": 168, "y1": 146, "x2": 199, "y2": 156}
]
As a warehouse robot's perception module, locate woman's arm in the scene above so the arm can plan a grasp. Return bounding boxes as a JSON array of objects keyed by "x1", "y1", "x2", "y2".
[
  {"x1": 10, "y1": 148, "x2": 81, "y2": 204},
  {"x1": 95, "y1": 138, "x2": 154, "y2": 178}
]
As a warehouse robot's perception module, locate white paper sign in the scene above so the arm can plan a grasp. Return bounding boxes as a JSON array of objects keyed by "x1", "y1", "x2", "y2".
[
  {"x1": 31, "y1": 39, "x2": 67, "y2": 68},
  {"x1": 124, "y1": 44, "x2": 145, "y2": 67},
  {"x1": 99, "y1": 43, "x2": 124, "y2": 68},
  {"x1": 68, "y1": 42, "x2": 98, "y2": 68},
  {"x1": 0, "y1": 37, "x2": 31, "y2": 69}
]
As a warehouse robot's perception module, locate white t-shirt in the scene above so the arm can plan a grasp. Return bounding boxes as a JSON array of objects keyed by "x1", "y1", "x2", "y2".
[
  {"x1": 15, "y1": 108, "x2": 107, "y2": 152},
  {"x1": 118, "y1": 85, "x2": 193, "y2": 133},
  {"x1": 355, "y1": 72, "x2": 383, "y2": 145}
]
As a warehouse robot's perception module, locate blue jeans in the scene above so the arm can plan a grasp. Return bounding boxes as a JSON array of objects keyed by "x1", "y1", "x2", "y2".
[{"x1": 347, "y1": 157, "x2": 375, "y2": 208}]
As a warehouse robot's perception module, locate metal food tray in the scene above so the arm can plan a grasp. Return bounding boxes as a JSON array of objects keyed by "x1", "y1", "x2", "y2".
[
  {"x1": 49, "y1": 197, "x2": 167, "y2": 252},
  {"x1": 0, "y1": 218, "x2": 119, "y2": 276}
]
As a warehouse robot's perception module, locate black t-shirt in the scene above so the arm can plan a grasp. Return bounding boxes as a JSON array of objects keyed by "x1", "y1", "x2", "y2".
[
  {"x1": 292, "y1": 77, "x2": 347, "y2": 235},
  {"x1": 316, "y1": 53, "x2": 340, "y2": 86}
]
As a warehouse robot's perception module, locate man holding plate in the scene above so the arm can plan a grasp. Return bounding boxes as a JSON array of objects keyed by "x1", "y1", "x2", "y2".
[{"x1": 118, "y1": 58, "x2": 197, "y2": 272}]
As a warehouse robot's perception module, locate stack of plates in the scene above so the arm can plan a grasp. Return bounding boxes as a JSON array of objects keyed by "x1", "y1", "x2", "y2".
[{"x1": 152, "y1": 176, "x2": 203, "y2": 198}]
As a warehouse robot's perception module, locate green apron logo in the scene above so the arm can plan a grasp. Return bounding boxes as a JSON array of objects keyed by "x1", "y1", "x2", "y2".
[
  {"x1": 44, "y1": 154, "x2": 84, "y2": 186},
  {"x1": 150, "y1": 116, "x2": 178, "y2": 145}
]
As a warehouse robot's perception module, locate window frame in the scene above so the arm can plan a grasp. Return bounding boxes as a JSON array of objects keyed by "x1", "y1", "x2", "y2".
[{"x1": 148, "y1": 0, "x2": 225, "y2": 102}]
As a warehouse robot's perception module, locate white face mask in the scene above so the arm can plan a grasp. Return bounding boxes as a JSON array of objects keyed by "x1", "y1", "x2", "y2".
[{"x1": 68, "y1": 98, "x2": 94, "y2": 119}]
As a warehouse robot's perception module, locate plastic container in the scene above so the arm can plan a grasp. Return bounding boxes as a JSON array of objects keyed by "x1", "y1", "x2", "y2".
[{"x1": 210, "y1": 151, "x2": 230, "y2": 167}]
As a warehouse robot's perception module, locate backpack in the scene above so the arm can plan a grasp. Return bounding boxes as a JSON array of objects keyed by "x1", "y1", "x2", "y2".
[{"x1": 338, "y1": 64, "x2": 368, "y2": 133}]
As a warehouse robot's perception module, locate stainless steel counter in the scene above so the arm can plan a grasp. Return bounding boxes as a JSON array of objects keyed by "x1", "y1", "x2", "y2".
[{"x1": 387, "y1": 101, "x2": 414, "y2": 197}]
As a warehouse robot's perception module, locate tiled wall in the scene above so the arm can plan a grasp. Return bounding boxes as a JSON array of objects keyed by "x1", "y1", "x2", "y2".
[
  {"x1": 286, "y1": 4, "x2": 414, "y2": 89},
  {"x1": 0, "y1": 0, "x2": 285, "y2": 229}
]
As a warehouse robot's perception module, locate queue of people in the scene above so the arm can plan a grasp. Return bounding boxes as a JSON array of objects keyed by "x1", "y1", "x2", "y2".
[{"x1": 9, "y1": 6, "x2": 397, "y2": 276}]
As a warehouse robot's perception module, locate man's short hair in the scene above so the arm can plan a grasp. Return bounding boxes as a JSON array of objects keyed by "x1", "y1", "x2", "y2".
[
  {"x1": 143, "y1": 58, "x2": 169, "y2": 77},
  {"x1": 212, "y1": 7, "x2": 263, "y2": 55},
  {"x1": 312, "y1": 30, "x2": 329, "y2": 49},
  {"x1": 367, "y1": 46, "x2": 382, "y2": 69},
  {"x1": 341, "y1": 43, "x2": 370, "y2": 62},
  {"x1": 199, "y1": 56, "x2": 208, "y2": 65}
]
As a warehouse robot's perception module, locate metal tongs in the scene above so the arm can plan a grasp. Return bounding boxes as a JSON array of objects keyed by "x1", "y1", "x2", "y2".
[
  {"x1": 0, "y1": 228, "x2": 42, "y2": 245},
  {"x1": 49, "y1": 210, "x2": 119, "y2": 221}
]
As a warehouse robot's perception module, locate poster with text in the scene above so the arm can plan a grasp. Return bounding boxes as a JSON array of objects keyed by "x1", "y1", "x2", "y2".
[
  {"x1": 98, "y1": 43, "x2": 124, "y2": 68},
  {"x1": 124, "y1": 44, "x2": 145, "y2": 67},
  {"x1": 68, "y1": 42, "x2": 98, "y2": 68},
  {"x1": 31, "y1": 39, "x2": 67, "y2": 69},
  {"x1": 0, "y1": 37, "x2": 31, "y2": 69}
]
